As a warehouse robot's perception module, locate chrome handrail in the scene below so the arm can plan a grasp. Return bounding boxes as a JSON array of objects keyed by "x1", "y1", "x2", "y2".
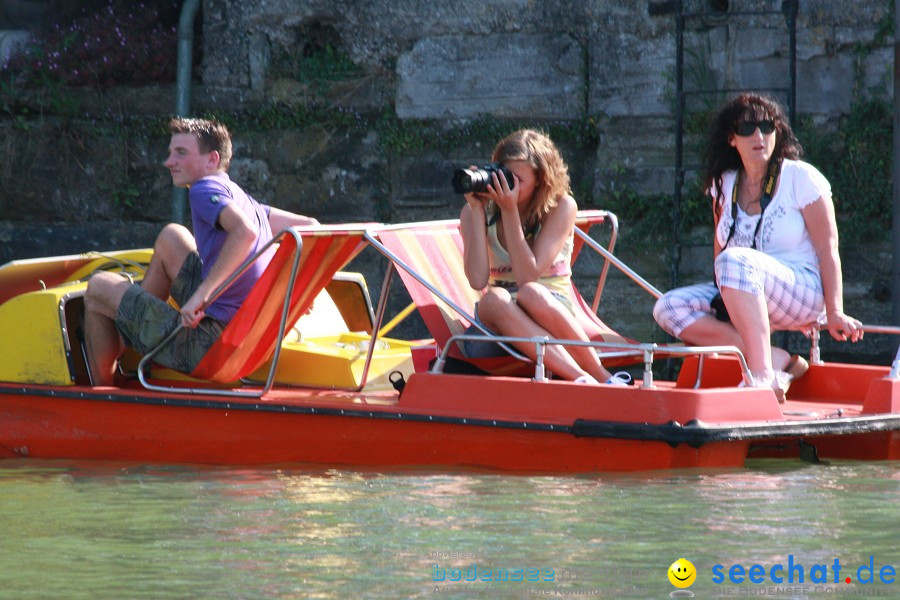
[
  {"x1": 792, "y1": 318, "x2": 900, "y2": 368},
  {"x1": 435, "y1": 333, "x2": 751, "y2": 389},
  {"x1": 573, "y1": 225, "x2": 664, "y2": 302}
]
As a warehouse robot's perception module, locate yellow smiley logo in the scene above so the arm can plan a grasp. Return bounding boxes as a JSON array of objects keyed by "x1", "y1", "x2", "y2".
[{"x1": 668, "y1": 558, "x2": 697, "y2": 588}]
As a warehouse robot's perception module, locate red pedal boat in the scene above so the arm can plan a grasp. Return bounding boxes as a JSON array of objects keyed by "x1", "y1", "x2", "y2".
[{"x1": 0, "y1": 212, "x2": 897, "y2": 471}]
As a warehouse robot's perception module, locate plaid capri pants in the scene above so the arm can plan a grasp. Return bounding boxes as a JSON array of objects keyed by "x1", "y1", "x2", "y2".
[{"x1": 653, "y1": 247, "x2": 824, "y2": 338}]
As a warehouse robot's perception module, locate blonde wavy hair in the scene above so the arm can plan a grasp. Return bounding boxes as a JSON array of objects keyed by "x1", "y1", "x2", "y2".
[{"x1": 491, "y1": 129, "x2": 571, "y2": 228}]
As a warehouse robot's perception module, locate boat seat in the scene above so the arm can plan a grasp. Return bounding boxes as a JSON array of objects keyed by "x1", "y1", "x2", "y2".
[
  {"x1": 369, "y1": 211, "x2": 636, "y2": 376},
  {"x1": 138, "y1": 226, "x2": 370, "y2": 395}
]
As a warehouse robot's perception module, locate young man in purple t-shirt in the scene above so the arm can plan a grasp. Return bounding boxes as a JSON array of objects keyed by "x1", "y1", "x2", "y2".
[{"x1": 83, "y1": 118, "x2": 318, "y2": 386}]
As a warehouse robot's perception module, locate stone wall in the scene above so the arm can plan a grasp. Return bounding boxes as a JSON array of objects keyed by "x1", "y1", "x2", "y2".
[
  {"x1": 0, "y1": 0, "x2": 895, "y2": 356},
  {"x1": 197, "y1": 0, "x2": 892, "y2": 201}
]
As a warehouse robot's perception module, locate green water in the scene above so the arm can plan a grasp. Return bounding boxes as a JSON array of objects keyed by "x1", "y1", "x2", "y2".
[{"x1": 0, "y1": 460, "x2": 897, "y2": 599}]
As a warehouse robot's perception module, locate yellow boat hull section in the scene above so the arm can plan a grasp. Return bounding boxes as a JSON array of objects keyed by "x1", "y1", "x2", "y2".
[
  {"x1": 0, "y1": 281, "x2": 86, "y2": 386},
  {"x1": 250, "y1": 332, "x2": 415, "y2": 389},
  {"x1": 0, "y1": 249, "x2": 152, "y2": 304}
]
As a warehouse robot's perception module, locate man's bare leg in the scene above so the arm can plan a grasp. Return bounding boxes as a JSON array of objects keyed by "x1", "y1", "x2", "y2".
[
  {"x1": 140, "y1": 224, "x2": 196, "y2": 299},
  {"x1": 83, "y1": 273, "x2": 132, "y2": 386},
  {"x1": 83, "y1": 224, "x2": 196, "y2": 386}
]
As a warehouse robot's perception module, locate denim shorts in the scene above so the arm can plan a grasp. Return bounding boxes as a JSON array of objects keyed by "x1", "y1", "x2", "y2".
[{"x1": 461, "y1": 303, "x2": 508, "y2": 359}]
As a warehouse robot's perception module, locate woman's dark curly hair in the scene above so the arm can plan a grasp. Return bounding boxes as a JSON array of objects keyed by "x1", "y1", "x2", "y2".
[{"x1": 706, "y1": 93, "x2": 803, "y2": 219}]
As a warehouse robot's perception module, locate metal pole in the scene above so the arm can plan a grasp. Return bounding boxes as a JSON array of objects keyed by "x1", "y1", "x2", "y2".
[
  {"x1": 894, "y1": 0, "x2": 900, "y2": 324},
  {"x1": 672, "y1": 0, "x2": 684, "y2": 290},
  {"x1": 786, "y1": 0, "x2": 797, "y2": 127},
  {"x1": 171, "y1": 0, "x2": 201, "y2": 225}
]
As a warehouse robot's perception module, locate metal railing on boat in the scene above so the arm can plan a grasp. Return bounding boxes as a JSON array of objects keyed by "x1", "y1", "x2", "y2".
[
  {"x1": 572, "y1": 216, "x2": 664, "y2": 306},
  {"x1": 437, "y1": 326, "x2": 900, "y2": 388},
  {"x1": 435, "y1": 333, "x2": 753, "y2": 389}
]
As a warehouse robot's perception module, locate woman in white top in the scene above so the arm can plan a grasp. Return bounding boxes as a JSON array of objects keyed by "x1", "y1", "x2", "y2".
[{"x1": 653, "y1": 93, "x2": 862, "y2": 399}]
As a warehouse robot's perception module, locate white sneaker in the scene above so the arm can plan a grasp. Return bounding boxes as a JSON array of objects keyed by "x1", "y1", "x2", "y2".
[
  {"x1": 772, "y1": 370, "x2": 791, "y2": 403},
  {"x1": 774, "y1": 370, "x2": 792, "y2": 393},
  {"x1": 574, "y1": 374, "x2": 599, "y2": 385},
  {"x1": 606, "y1": 371, "x2": 632, "y2": 386},
  {"x1": 741, "y1": 371, "x2": 787, "y2": 403}
]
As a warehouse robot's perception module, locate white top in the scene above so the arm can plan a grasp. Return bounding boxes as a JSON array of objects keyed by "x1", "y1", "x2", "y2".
[{"x1": 713, "y1": 159, "x2": 831, "y2": 272}]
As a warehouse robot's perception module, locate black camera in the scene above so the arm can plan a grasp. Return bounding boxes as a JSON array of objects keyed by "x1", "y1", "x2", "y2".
[
  {"x1": 710, "y1": 292, "x2": 730, "y2": 322},
  {"x1": 451, "y1": 162, "x2": 515, "y2": 194}
]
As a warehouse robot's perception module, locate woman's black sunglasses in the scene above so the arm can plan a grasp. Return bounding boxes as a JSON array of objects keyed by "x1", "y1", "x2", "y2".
[{"x1": 735, "y1": 119, "x2": 776, "y2": 136}]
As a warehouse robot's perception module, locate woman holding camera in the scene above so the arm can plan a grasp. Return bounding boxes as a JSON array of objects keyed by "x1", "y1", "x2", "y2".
[
  {"x1": 459, "y1": 129, "x2": 626, "y2": 385},
  {"x1": 653, "y1": 93, "x2": 862, "y2": 400}
]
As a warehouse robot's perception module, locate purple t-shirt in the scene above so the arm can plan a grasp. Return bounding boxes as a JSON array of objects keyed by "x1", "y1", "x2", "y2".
[{"x1": 189, "y1": 173, "x2": 275, "y2": 323}]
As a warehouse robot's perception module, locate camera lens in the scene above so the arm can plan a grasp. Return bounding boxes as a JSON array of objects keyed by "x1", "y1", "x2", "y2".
[
  {"x1": 452, "y1": 168, "x2": 489, "y2": 194},
  {"x1": 451, "y1": 164, "x2": 515, "y2": 194}
]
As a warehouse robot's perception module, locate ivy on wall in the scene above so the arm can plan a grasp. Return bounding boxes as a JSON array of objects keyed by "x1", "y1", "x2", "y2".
[
  {"x1": 800, "y1": 3, "x2": 894, "y2": 245},
  {"x1": 0, "y1": 2, "x2": 894, "y2": 243},
  {"x1": 801, "y1": 98, "x2": 892, "y2": 245}
]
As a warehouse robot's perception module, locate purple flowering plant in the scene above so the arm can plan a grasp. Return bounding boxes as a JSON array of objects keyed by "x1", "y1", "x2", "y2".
[{"x1": 3, "y1": 1, "x2": 188, "y2": 88}]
